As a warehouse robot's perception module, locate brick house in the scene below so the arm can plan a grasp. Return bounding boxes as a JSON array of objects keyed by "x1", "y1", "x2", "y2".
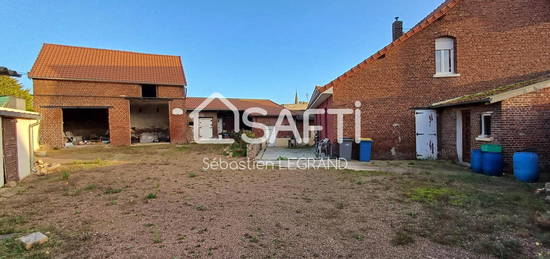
[
  {"x1": 308, "y1": 0, "x2": 550, "y2": 170},
  {"x1": 29, "y1": 44, "x2": 188, "y2": 147},
  {"x1": 186, "y1": 97, "x2": 311, "y2": 146}
]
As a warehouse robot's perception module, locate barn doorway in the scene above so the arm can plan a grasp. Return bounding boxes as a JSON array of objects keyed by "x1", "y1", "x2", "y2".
[
  {"x1": 62, "y1": 108, "x2": 110, "y2": 145},
  {"x1": 130, "y1": 100, "x2": 170, "y2": 143}
]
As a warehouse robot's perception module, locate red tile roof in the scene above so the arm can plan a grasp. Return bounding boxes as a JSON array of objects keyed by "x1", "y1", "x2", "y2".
[
  {"x1": 29, "y1": 43, "x2": 186, "y2": 86},
  {"x1": 318, "y1": 0, "x2": 461, "y2": 93},
  {"x1": 186, "y1": 97, "x2": 285, "y2": 116}
]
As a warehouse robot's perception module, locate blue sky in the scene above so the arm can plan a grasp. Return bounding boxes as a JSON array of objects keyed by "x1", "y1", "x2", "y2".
[{"x1": 0, "y1": 0, "x2": 443, "y2": 104}]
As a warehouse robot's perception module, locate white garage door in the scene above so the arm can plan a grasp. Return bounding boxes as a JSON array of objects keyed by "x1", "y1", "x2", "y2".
[
  {"x1": 415, "y1": 109, "x2": 438, "y2": 160},
  {"x1": 198, "y1": 118, "x2": 213, "y2": 139}
]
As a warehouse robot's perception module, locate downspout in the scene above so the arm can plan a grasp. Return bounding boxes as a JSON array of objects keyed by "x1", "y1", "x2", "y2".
[{"x1": 29, "y1": 120, "x2": 40, "y2": 172}]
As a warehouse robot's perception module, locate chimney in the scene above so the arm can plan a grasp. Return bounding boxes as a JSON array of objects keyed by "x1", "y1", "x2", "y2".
[{"x1": 392, "y1": 17, "x2": 403, "y2": 41}]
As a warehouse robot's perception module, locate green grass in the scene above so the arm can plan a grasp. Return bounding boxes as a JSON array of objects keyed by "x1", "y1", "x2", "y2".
[
  {"x1": 187, "y1": 172, "x2": 197, "y2": 178},
  {"x1": 60, "y1": 171, "x2": 70, "y2": 181},
  {"x1": 394, "y1": 163, "x2": 550, "y2": 258},
  {"x1": 145, "y1": 193, "x2": 157, "y2": 200},
  {"x1": 341, "y1": 169, "x2": 390, "y2": 177},
  {"x1": 103, "y1": 187, "x2": 122, "y2": 195},
  {"x1": 0, "y1": 215, "x2": 28, "y2": 235},
  {"x1": 408, "y1": 187, "x2": 466, "y2": 206}
]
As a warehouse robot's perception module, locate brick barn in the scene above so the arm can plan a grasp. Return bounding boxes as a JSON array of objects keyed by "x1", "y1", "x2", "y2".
[
  {"x1": 308, "y1": 0, "x2": 550, "y2": 170},
  {"x1": 29, "y1": 44, "x2": 188, "y2": 148}
]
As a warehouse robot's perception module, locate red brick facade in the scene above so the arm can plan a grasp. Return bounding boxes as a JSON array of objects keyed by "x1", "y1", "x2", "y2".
[
  {"x1": 33, "y1": 79, "x2": 187, "y2": 147},
  {"x1": 323, "y1": 0, "x2": 550, "y2": 160},
  {"x1": 2, "y1": 118, "x2": 19, "y2": 182}
]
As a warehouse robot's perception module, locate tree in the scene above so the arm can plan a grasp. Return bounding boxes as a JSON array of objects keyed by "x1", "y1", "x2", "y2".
[{"x1": 0, "y1": 76, "x2": 33, "y2": 111}]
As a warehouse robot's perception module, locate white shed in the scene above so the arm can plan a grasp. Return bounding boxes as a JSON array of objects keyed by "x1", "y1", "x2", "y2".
[{"x1": 0, "y1": 106, "x2": 40, "y2": 187}]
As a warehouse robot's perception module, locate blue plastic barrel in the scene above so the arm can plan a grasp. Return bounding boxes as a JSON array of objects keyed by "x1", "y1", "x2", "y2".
[
  {"x1": 359, "y1": 139, "x2": 373, "y2": 162},
  {"x1": 513, "y1": 152, "x2": 539, "y2": 182},
  {"x1": 470, "y1": 149, "x2": 483, "y2": 173},
  {"x1": 482, "y1": 152, "x2": 504, "y2": 176}
]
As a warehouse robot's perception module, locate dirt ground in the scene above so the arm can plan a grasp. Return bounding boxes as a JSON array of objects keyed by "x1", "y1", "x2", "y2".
[{"x1": 1, "y1": 144, "x2": 549, "y2": 258}]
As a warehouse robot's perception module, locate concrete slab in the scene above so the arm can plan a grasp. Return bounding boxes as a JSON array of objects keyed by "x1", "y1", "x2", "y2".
[
  {"x1": 259, "y1": 147, "x2": 316, "y2": 160},
  {"x1": 18, "y1": 232, "x2": 48, "y2": 250}
]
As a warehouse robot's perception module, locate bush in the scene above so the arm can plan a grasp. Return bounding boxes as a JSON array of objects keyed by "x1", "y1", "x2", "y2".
[{"x1": 0, "y1": 76, "x2": 33, "y2": 111}]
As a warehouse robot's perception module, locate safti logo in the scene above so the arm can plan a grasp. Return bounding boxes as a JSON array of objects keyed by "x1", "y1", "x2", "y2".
[{"x1": 183, "y1": 93, "x2": 363, "y2": 145}]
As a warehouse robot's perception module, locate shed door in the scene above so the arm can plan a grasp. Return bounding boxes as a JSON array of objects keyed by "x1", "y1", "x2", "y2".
[
  {"x1": 198, "y1": 118, "x2": 213, "y2": 139},
  {"x1": 0, "y1": 119, "x2": 4, "y2": 188},
  {"x1": 415, "y1": 110, "x2": 438, "y2": 159}
]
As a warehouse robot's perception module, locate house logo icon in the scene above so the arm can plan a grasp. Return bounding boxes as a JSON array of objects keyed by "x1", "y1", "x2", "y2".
[{"x1": 188, "y1": 92, "x2": 240, "y2": 144}]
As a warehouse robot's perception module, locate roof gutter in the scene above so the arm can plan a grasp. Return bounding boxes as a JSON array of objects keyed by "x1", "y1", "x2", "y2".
[{"x1": 307, "y1": 87, "x2": 333, "y2": 109}]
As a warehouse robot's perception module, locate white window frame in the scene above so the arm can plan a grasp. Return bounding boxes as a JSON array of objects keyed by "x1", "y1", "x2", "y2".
[
  {"x1": 476, "y1": 111, "x2": 493, "y2": 141},
  {"x1": 434, "y1": 37, "x2": 460, "y2": 77}
]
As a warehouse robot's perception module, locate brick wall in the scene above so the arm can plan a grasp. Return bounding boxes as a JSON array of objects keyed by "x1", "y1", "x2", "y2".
[
  {"x1": 330, "y1": 0, "x2": 550, "y2": 160},
  {"x1": 500, "y1": 87, "x2": 550, "y2": 171},
  {"x1": 169, "y1": 99, "x2": 187, "y2": 144},
  {"x1": 438, "y1": 87, "x2": 550, "y2": 172},
  {"x1": 438, "y1": 103, "x2": 501, "y2": 162},
  {"x1": 314, "y1": 96, "x2": 336, "y2": 142},
  {"x1": 34, "y1": 80, "x2": 187, "y2": 147},
  {"x1": 2, "y1": 118, "x2": 19, "y2": 182}
]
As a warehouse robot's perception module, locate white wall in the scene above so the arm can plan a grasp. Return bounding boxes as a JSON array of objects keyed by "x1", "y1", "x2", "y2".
[
  {"x1": 16, "y1": 119, "x2": 39, "y2": 180},
  {"x1": 0, "y1": 118, "x2": 4, "y2": 188}
]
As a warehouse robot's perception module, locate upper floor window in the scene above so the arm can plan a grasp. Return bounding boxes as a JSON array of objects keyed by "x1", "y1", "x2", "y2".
[
  {"x1": 435, "y1": 37, "x2": 458, "y2": 77},
  {"x1": 141, "y1": 84, "x2": 157, "y2": 98}
]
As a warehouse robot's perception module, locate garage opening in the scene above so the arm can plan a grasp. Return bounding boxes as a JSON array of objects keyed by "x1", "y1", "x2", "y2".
[
  {"x1": 62, "y1": 108, "x2": 110, "y2": 145},
  {"x1": 130, "y1": 100, "x2": 169, "y2": 143}
]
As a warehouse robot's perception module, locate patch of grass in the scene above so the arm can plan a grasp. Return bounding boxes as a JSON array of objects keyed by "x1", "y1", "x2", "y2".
[
  {"x1": 83, "y1": 184, "x2": 97, "y2": 191},
  {"x1": 352, "y1": 233, "x2": 365, "y2": 241},
  {"x1": 195, "y1": 205, "x2": 207, "y2": 211},
  {"x1": 0, "y1": 215, "x2": 28, "y2": 235},
  {"x1": 244, "y1": 233, "x2": 259, "y2": 243},
  {"x1": 146, "y1": 193, "x2": 157, "y2": 199},
  {"x1": 103, "y1": 187, "x2": 122, "y2": 195},
  {"x1": 152, "y1": 230, "x2": 163, "y2": 244},
  {"x1": 408, "y1": 187, "x2": 466, "y2": 206},
  {"x1": 59, "y1": 158, "x2": 118, "y2": 173},
  {"x1": 342, "y1": 169, "x2": 390, "y2": 177},
  {"x1": 176, "y1": 145, "x2": 190, "y2": 152},
  {"x1": 60, "y1": 171, "x2": 70, "y2": 181},
  {"x1": 276, "y1": 156, "x2": 288, "y2": 161},
  {"x1": 390, "y1": 230, "x2": 414, "y2": 246},
  {"x1": 476, "y1": 238, "x2": 522, "y2": 259},
  {"x1": 188, "y1": 172, "x2": 197, "y2": 178}
]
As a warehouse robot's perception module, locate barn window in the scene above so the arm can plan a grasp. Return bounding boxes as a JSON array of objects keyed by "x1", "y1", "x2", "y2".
[
  {"x1": 141, "y1": 84, "x2": 157, "y2": 98},
  {"x1": 435, "y1": 37, "x2": 458, "y2": 77}
]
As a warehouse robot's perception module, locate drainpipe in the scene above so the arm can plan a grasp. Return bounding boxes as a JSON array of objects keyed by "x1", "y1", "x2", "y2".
[{"x1": 28, "y1": 120, "x2": 40, "y2": 172}]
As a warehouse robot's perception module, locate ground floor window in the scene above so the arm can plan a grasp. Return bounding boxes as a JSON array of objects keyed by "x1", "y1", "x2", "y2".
[{"x1": 479, "y1": 112, "x2": 492, "y2": 138}]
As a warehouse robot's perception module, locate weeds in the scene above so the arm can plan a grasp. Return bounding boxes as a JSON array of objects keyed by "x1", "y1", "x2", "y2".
[
  {"x1": 188, "y1": 173, "x2": 197, "y2": 178},
  {"x1": 146, "y1": 193, "x2": 157, "y2": 199},
  {"x1": 103, "y1": 187, "x2": 122, "y2": 195},
  {"x1": 391, "y1": 231, "x2": 414, "y2": 246},
  {"x1": 60, "y1": 171, "x2": 70, "y2": 181}
]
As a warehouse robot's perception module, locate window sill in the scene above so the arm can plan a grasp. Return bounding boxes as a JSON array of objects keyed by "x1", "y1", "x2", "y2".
[
  {"x1": 433, "y1": 73, "x2": 461, "y2": 78},
  {"x1": 475, "y1": 136, "x2": 493, "y2": 142}
]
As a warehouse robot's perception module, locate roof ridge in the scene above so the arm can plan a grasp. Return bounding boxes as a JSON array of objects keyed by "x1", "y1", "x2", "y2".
[{"x1": 42, "y1": 43, "x2": 181, "y2": 58}]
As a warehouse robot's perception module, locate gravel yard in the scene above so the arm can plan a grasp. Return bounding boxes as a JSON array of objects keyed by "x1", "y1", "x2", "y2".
[{"x1": 0, "y1": 144, "x2": 548, "y2": 258}]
